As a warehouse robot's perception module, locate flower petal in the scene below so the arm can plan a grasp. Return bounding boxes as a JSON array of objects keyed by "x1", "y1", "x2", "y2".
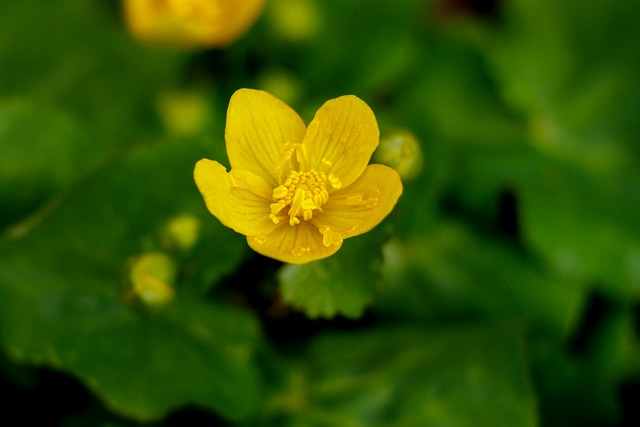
[
  {"x1": 247, "y1": 222, "x2": 342, "y2": 264},
  {"x1": 123, "y1": 0, "x2": 265, "y2": 48},
  {"x1": 211, "y1": 0, "x2": 266, "y2": 47},
  {"x1": 226, "y1": 89, "x2": 307, "y2": 187},
  {"x1": 317, "y1": 164, "x2": 403, "y2": 239},
  {"x1": 194, "y1": 159, "x2": 278, "y2": 238},
  {"x1": 302, "y1": 95, "x2": 379, "y2": 188}
]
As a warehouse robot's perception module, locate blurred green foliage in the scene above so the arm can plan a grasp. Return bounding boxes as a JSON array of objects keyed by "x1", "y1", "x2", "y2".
[{"x1": 1, "y1": 0, "x2": 639, "y2": 426}]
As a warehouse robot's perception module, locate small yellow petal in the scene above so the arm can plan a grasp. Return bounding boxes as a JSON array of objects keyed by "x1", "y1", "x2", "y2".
[
  {"x1": 247, "y1": 222, "x2": 341, "y2": 264},
  {"x1": 226, "y1": 89, "x2": 307, "y2": 187},
  {"x1": 316, "y1": 164, "x2": 403, "y2": 239},
  {"x1": 194, "y1": 159, "x2": 278, "y2": 238},
  {"x1": 302, "y1": 95, "x2": 379, "y2": 189}
]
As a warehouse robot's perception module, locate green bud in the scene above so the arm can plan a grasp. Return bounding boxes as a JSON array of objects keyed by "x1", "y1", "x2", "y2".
[
  {"x1": 157, "y1": 90, "x2": 211, "y2": 137},
  {"x1": 128, "y1": 252, "x2": 176, "y2": 308},
  {"x1": 269, "y1": 0, "x2": 320, "y2": 43},
  {"x1": 257, "y1": 69, "x2": 303, "y2": 107},
  {"x1": 374, "y1": 129, "x2": 423, "y2": 181},
  {"x1": 161, "y1": 214, "x2": 201, "y2": 252}
]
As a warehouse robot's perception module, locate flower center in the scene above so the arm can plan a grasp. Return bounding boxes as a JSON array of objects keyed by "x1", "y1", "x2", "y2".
[{"x1": 269, "y1": 169, "x2": 341, "y2": 226}]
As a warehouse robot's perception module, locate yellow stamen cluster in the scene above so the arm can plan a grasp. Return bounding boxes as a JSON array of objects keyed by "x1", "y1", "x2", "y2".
[{"x1": 270, "y1": 170, "x2": 340, "y2": 226}]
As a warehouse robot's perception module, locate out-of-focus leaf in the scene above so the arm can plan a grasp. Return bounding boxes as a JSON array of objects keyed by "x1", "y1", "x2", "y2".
[
  {"x1": 403, "y1": 38, "x2": 522, "y2": 147},
  {"x1": 534, "y1": 305, "x2": 640, "y2": 426},
  {"x1": 0, "y1": 350, "x2": 38, "y2": 390},
  {"x1": 250, "y1": 324, "x2": 537, "y2": 427},
  {"x1": 0, "y1": 0, "x2": 184, "y2": 143},
  {"x1": 0, "y1": 101, "x2": 106, "y2": 229},
  {"x1": 480, "y1": 0, "x2": 640, "y2": 171},
  {"x1": 278, "y1": 231, "x2": 386, "y2": 319},
  {"x1": 0, "y1": 140, "x2": 257, "y2": 421},
  {"x1": 427, "y1": 136, "x2": 640, "y2": 300},
  {"x1": 378, "y1": 221, "x2": 584, "y2": 337},
  {"x1": 481, "y1": 0, "x2": 639, "y2": 112},
  {"x1": 519, "y1": 160, "x2": 640, "y2": 299},
  {"x1": 388, "y1": 33, "x2": 527, "y2": 232},
  {"x1": 409, "y1": 1, "x2": 640, "y2": 299},
  {"x1": 259, "y1": 0, "x2": 425, "y2": 102}
]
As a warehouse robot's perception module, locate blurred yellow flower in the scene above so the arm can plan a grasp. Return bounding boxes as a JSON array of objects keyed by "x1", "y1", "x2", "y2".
[
  {"x1": 123, "y1": 0, "x2": 265, "y2": 48},
  {"x1": 194, "y1": 89, "x2": 403, "y2": 264}
]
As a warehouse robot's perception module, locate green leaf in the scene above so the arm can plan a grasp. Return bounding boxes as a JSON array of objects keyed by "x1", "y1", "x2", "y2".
[
  {"x1": 0, "y1": 0, "x2": 184, "y2": 143},
  {"x1": 479, "y1": 0, "x2": 640, "y2": 114},
  {"x1": 278, "y1": 231, "x2": 386, "y2": 319},
  {"x1": 0, "y1": 140, "x2": 257, "y2": 421},
  {"x1": 251, "y1": 324, "x2": 537, "y2": 427},
  {"x1": 378, "y1": 221, "x2": 584, "y2": 337},
  {"x1": 259, "y1": 0, "x2": 425, "y2": 99},
  {"x1": 482, "y1": 0, "x2": 640, "y2": 159},
  {"x1": 0, "y1": 350, "x2": 38, "y2": 390},
  {"x1": 403, "y1": 38, "x2": 522, "y2": 148},
  {"x1": 519, "y1": 159, "x2": 640, "y2": 298},
  {"x1": 0, "y1": 100, "x2": 107, "y2": 229},
  {"x1": 534, "y1": 305, "x2": 640, "y2": 426}
]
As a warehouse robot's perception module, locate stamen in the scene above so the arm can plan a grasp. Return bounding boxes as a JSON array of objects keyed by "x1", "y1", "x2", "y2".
[
  {"x1": 328, "y1": 173, "x2": 342, "y2": 189},
  {"x1": 319, "y1": 225, "x2": 343, "y2": 247},
  {"x1": 272, "y1": 185, "x2": 288, "y2": 199},
  {"x1": 276, "y1": 143, "x2": 309, "y2": 182},
  {"x1": 329, "y1": 188, "x2": 380, "y2": 209},
  {"x1": 295, "y1": 144, "x2": 308, "y2": 170},
  {"x1": 270, "y1": 169, "x2": 337, "y2": 227}
]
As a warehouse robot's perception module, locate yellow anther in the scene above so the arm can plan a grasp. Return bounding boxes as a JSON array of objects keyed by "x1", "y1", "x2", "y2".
[
  {"x1": 288, "y1": 188, "x2": 306, "y2": 217},
  {"x1": 319, "y1": 225, "x2": 343, "y2": 247},
  {"x1": 271, "y1": 169, "x2": 338, "y2": 226},
  {"x1": 270, "y1": 201, "x2": 285, "y2": 215},
  {"x1": 301, "y1": 199, "x2": 316, "y2": 211},
  {"x1": 328, "y1": 173, "x2": 342, "y2": 189},
  {"x1": 272, "y1": 185, "x2": 289, "y2": 199}
]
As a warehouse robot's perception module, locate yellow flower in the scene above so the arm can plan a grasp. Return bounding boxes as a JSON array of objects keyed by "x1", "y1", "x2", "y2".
[
  {"x1": 194, "y1": 89, "x2": 403, "y2": 264},
  {"x1": 123, "y1": 0, "x2": 265, "y2": 48}
]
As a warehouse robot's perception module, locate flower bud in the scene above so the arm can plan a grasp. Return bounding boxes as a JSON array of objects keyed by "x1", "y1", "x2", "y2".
[
  {"x1": 374, "y1": 129, "x2": 423, "y2": 181},
  {"x1": 257, "y1": 69, "x2": 303, "y2": 107},
  {"x1": 157, "y1": 90, "x2": 211, "y2": 137},
  {"x1": 268, "y1": 0, "x2": 320, "y2": 43},
  {"x1": 128, "y1": 252, "x2": 176, "y2": 308},
  {"x1": 160, "y1": 214, "x2": 201, "y2": 252}
]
